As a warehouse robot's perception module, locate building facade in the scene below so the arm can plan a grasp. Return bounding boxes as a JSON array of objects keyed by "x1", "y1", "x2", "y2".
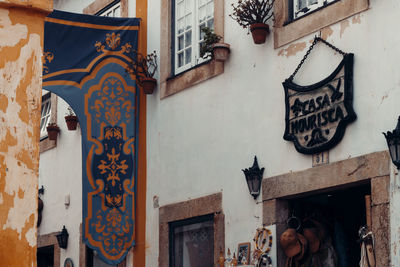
[
  {"x1": 0, "y1": 0, "x2": 52, "y2": 266},
  {"x1": 37, "y1": 0, "x2": 400, "y2": 266}
]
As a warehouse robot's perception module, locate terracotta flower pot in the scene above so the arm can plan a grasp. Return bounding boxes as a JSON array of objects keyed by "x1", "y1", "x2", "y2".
[
  {"x1": 141, "y1": 77, "x2": 157, "y2": 94},
  {"x1": 46, "y1": 125, "x2": 60, "y2": 141},
  {"x1": 250, "y1": 23, "x2": 270, "y2": 44},
  {"x1": 65, "y1": 115, "x2": 78, "y2": 130},
  {"x1": 212, "y1": 43, "x2": 230, "y2": 62}
]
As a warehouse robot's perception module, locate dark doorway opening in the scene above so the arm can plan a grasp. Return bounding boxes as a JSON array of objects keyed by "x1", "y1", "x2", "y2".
[
  {"x1": 288, "y1": 184, "x2": 370, "y2": 266},
  {"x1": 37, "y1": 245, "x2": 54, "y2": 267},
  {"x1": 86, "y1": 246, "x2": 126, "y2": 267}
]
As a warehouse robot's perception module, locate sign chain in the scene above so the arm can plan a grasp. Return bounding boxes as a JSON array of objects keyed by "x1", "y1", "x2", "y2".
[{"x1": 289, "y1": 37, "x2": 347, "y2": 81}]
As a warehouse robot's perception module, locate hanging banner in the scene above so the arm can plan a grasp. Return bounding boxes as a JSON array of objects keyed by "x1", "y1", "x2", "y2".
[
  {"x1": 43, "y1": 10, "x2": 139, "y2": 264},
  {"x1": 283, "y1": 38, "x2": 356, "y2": 154}
]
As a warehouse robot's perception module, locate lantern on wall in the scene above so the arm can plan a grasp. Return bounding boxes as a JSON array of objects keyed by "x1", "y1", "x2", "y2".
[
  {"x1": 56, "y1": 225, "x2": 69, "y2": 249},
  {"x1": 383, "y1": 116, "x2": 400, "y2": 170},
  {"x1": 242, "y1": 156, "x2": 265, "y2": 199}
]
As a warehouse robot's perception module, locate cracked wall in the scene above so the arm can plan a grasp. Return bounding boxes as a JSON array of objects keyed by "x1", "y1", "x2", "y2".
[{"x1": 0, "y1": 2, "x2": 51, "y2": 266}]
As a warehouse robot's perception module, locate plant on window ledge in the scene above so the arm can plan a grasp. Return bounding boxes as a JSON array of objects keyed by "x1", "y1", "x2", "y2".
[
  {"x1": 65, "y1": 106, "x2": 78, "y2": 131},
  {"x1": 200, "y1": 27, "x2": 230, "y2": 62},
  {"x1": 46, "y1": 122, "x2": 60, "y2": 141},
  {"x1": 230, "y1": 0, "x2": 275, "y2": 44},
  {"x1": 126, "y1": 50, "x2": 158, "y2": 94}
]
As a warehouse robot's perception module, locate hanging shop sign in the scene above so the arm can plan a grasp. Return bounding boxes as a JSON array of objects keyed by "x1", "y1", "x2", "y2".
[
  {"x1": 43, "y1": 10, "x2": 139, "y2": 265},
  {"x1": 283, "y1": 37, "x2": 356, "y2": 154}
]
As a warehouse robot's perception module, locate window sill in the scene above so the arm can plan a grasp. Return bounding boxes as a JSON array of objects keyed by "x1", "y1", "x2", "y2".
[
  {"x1": 160, "y1": 60, "x2": 224, "y2": 99},
  {"x1": 40, "y1": 137, "x2": 57, "y2": 153},
  {"x1": 274, "y1": 0, "x2": 369, "y2": 48}
]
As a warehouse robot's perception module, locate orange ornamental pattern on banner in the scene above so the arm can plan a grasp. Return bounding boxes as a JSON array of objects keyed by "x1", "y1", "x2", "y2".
[{"x1": 43, "y1": 10, "x2": 140, "y2": 265}]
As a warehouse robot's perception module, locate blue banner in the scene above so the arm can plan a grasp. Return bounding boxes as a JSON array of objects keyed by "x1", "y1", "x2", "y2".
[{"x1": 43, "y1": 10, "x2": 139, "y2": 264}]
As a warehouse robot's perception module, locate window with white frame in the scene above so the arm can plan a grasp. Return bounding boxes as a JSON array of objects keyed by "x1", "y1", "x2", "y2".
[
  {"x1": 98, "y1": 1, "x2": 121, "y2": 17},
  {"x1": 40, "y1": 93, "x2": 52, "y2": 139},
  {"x1": 293, "y1": 0, "x2": 336, "y2": 19},
  {"x1": 174, "y1": 0, "x2": 214, "y2": 74}
]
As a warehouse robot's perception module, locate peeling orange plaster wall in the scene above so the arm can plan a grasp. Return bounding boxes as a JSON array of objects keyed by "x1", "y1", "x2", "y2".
[
  {"x1": 0, "y1": 6, "x2": 48, "y2": 267},
  {"x1": 340, "y1": 20, "x2": 350, "y2": 38},
  {"x1": 278, "y1": 42, "x2": 307, "y2": 57},
  {"x1": 321, "y1": 26, "x2": 333, "y2": 40}
]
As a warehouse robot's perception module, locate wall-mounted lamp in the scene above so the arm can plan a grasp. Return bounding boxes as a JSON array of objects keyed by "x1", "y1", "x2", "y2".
[
  {"x1": 242, "y1": 156, "x2": 265, "y2": 199},
  {"x1": 38, "y1": 185, "x2": 44, "y2": 195},
  {"x1": 383, "y1": 116, "x2": 400, "y2": 169},
  {"x1": 56, "y1": 225, "x2": 69, "y2": 249}
]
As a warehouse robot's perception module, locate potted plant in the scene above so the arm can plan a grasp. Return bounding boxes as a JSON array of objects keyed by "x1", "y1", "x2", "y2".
[
  {"x1": 65, "y1": 106, "x2": 78, "y2": 131},
  {"x1": 230, "y1": 0, "x2": 274, "y2": 44},
  {"x1": 200, "y1": 27, "x2": 230, "y2": 62},
  {"x1": 46, "y1": 123, "x2": 60, "y2": 141},
  {"x1": 126, "y1": 50, "x2": 158, "y2": 94}
]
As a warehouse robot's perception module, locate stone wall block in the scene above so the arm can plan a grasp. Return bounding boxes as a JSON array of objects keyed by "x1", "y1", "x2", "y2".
[
  {"x1": 262, "y1": 199, "x2": 289, "y2": 226},
  {"x1": 371, "y1": 176, "x2": 390, "y2": 206},
  {"x1": 371, "y1": 204, "x2": 390, "y2": 267}
]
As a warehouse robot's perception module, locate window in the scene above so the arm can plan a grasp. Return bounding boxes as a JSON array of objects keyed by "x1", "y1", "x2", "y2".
[
  {"x1": 159, "y1": 193, "x2": 224, "y2": 267},
  {"x1": 293, "y1": 0, "x2": 336, "y2": 19},
  {"x1": 174, "y1": 0, "x2": 214, "y2": 74},
  {"x1": 160, "y1": 0, "x2": 225, "y2": 98},
  {"x1": 83, "y1": 0, "x2": 127, "y2": 18},
  {"x1": 273, "y1": 0, "x2": 369, "y2": 48},
  {"x1": 98, "y1": 1, "x2": 121, "y2": 17},
  {"x1": 39, "y1": 91, "x2": 57, "y2": 152},
  {"x1": 40, "y1": 93, "x2": 52, "y2": 140},
  {"x1": 170, "y1": 214, "x2": 214, "y2": 267}
]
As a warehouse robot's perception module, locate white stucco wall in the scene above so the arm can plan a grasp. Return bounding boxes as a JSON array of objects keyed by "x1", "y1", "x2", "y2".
[
  {"x1": 38, "y1": 97, "x2": 83, "y2": 265},
  {"x1": 146, "y1": 0, "x2": 400, "y2": 266}
]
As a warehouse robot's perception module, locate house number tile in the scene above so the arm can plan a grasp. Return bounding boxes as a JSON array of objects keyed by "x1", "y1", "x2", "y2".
[{"x1": 312, "y1": 151, "x2": 329, "y2": 167}]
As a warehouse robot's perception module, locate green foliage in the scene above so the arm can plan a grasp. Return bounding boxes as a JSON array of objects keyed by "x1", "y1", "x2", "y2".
[
  {"x1": 230, "y1": 0, "x2": 274, "y2": 29},
  {"x1": 66, "y1": 106, "x2": 75, "y2": 116},
  {"x1": 126, "y1": 50, "x2": 158, "y2": 80},
  {"x1": 200, "y1": 27, "x2": 222, "y2": 59}
]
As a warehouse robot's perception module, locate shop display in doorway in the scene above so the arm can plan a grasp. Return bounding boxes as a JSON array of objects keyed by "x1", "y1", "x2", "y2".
[
  {"x1": 64, "y1": 258, "x2": 73, "y2": 267},
  {"x1": 252, "y1": 227, "x2": 273, "y2": 267},
  {"x1": 280, "y1": 215, "x2": 338, "y2": 267},
  {"x1": 237, "y1": 242, "x2": 251, "y2": 265},
  {"x1": 283, "y1": 37, "x2": 356, "y2": 154}
]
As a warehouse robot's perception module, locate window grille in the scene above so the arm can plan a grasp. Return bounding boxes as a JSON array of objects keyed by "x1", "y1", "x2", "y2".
[
  {"x1": 293, "y1": 0, "x2": 336, "y2": 19},
  {"x1": 40, "y1": 94, "x2": 52, "y2": 139},
  {"x1": 98, "y1": 1, "x2": 121, "y2": 17},
  {"x1": 169, "y1": 214, "x2": 214, "y2": 267},
  {"x1": 174, "y1": 0, "x2": 214, "y2": 74}
]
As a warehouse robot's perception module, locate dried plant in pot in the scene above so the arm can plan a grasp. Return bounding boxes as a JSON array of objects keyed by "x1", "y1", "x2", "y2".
[
  {"x1": 200, "y1": 27, "x2": 230, "y2": 62},
  {"x1": 46, "y1": 122, "x2": 60, "y2": 141},
  {"x1": 230, "y1": 0, "x2": 274, "y2": 44},
  {"x1": 126, "y1": 50, "x2": 158, "y2": 94},
  {"x1": 65, "y1": 106, "x2": 78, "y2": 131}
]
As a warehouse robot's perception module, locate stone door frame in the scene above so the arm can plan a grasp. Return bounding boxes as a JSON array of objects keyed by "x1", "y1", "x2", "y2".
[{"x1": 262, "y1": 151, "x2": 390, "y2": 266}]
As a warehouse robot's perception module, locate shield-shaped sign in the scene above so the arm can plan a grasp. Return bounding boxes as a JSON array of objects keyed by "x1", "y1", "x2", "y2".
[{"x1": 283, "y1": 53, "x2": 356, "y2": 154}]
